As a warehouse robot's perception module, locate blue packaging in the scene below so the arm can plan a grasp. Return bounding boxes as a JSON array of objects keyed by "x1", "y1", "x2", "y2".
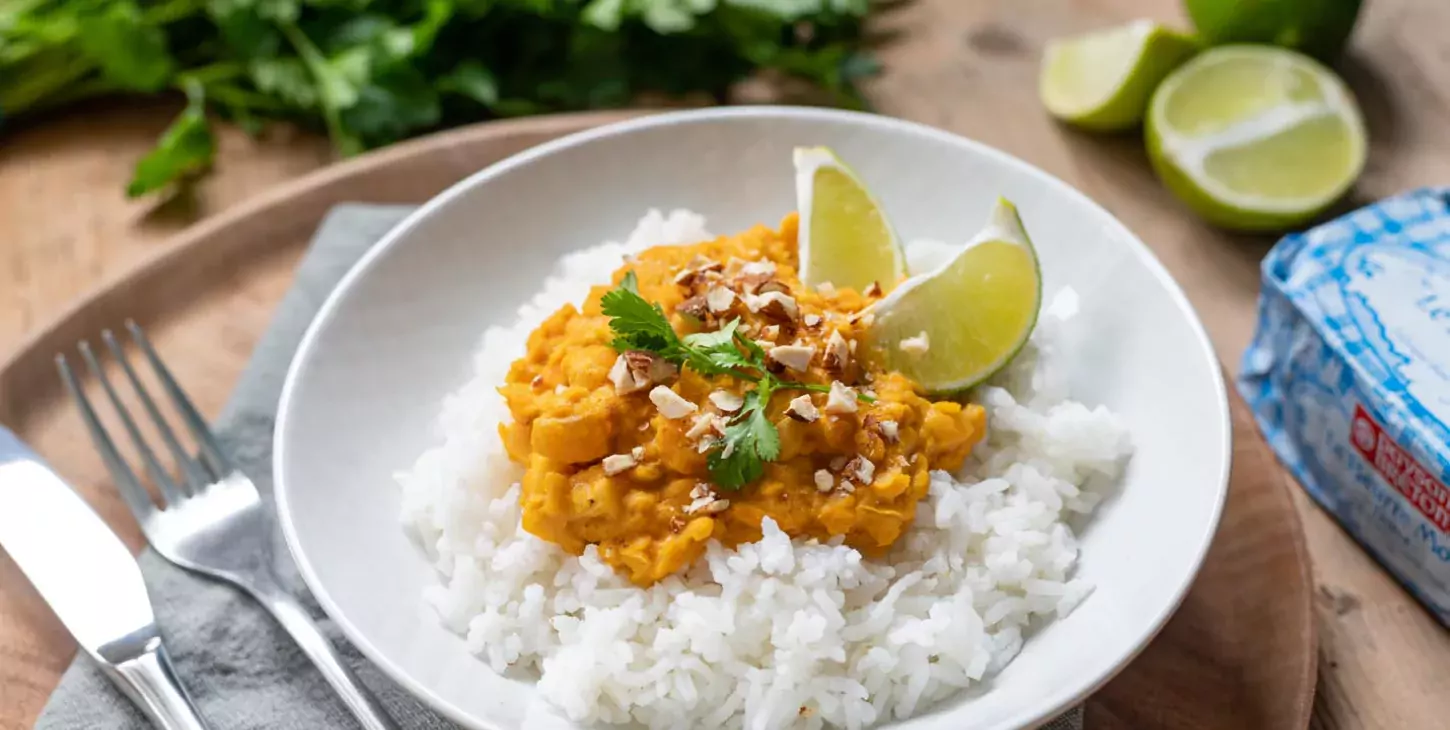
[{"x1": 1240, "y1": 187, "x2": 1450, "y2": 625}]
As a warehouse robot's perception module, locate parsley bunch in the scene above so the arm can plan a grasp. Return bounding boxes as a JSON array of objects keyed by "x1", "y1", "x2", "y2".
[
  {"x1": 602, "y1": 271, "x2": 863, "y2": 489},
  {"x1": 0, "y1": 0, "x2": 877, "y2": 197}
]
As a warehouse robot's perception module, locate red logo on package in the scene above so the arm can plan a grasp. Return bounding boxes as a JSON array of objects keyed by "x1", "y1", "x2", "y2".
[{"x1": 1352, "y1": 405, "x2": 1450, "y2": 532}]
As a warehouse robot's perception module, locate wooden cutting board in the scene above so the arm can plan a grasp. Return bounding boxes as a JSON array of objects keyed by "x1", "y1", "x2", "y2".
[{"x1": 0, "y1": 111, "x2": 1314, "y2": 729}]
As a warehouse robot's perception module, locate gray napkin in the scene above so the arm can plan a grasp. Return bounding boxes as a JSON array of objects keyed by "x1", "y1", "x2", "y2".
[{"x1": 37, "y1": 204, "x2": 1085, "y2": 730}]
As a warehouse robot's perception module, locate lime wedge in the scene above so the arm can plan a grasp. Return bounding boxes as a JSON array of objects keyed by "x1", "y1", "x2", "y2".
[
  {"x1": 1146, "y1": 45, "x2": 1367, "y2": 231},
  {"x1": 794, "y1": 146, "x2": 906, "y2": 294},
  {"x1": 860, "y1": 198, "x2": 1041, "y2": 394},
  {"x1": 1040, "y1": 20, "x2": 1200, "y2": 131}
]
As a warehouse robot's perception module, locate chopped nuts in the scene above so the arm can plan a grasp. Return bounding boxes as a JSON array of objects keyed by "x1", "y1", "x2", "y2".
[
  {"x1": 675, "y1": 257, "x2": 724, "y2": 286},
  {"x1": 878, "y1": 419, "x2": 900, "y2": 443},
  {"x1": 650, "y1": 386, "x2": 699, "y2": 419},
  {"x1": 823, "y1": 329, "x2": 851, "y2": 371},
  {"x1": 768, "y1": 343, "x2": 816, "y2": 372},
  {"x1": 735, "y1": 260, "x2": 777, "y2": 293},
  {"x1": 814, "y1": 469, "x2": 834, "y2": 492},
  {"x1": 626, "y1": 350, "x2": 677, "y2": 384},
  {"x1": 607, "y1": 355, "x2": 636, "y2": 392},
  {"x1": 677, "y1": 295, "x2": 710, "y2": 320},
  {"x1": 740, "y1": 260, "x2": 777, "y2": 276},
  {"x1": 705, "y1": 286, "x2": 736, "y2": 313},
  {"x1": 631, "y1": 445, "x2": 646, "y2": 460},
  {"x1": 816, "y1": 282, "x2": 837, "y2": 296},
  {"x1": 743, "y1": 291, "x2": 799, "y2": 322},
  {"x1": 708, "y1": 391, "x2": 745, "y2": 413},
  {"x1": 844, "y1": 456, "x2": 876, "y2": 484},
  {"x1": 757, "y1": 279, "x2": 791, "y2": 296},
  {"x1": 601, "y1": 453, "x2": 637, "y2": 476},
  {"x1": 864, "y1": 415, "x2": 898, "y2": 446},
  {"x1": 611, "y1": 352, "x2": 674, "y2": 394},
  {"x1": 760, "y1": 324, "x2": 781, "y2": 341},
  {"x1": 785, "y1": 394, "x2": 820, "y2": 423},
  {"x1": 684, "y1": 482, "x2": 731, "y2": 516},
  {"x1": 803, "y1": 313, "x2": 823, "y2": 328},
  {"x1": 825, "y1": 381, "x2": 859, "y2": 415},
  {"x1": 685, "y1": 496, "x2": 731, "y2": 515},
  {"x1": 863, "y1": 281, "x2": 883, "y2": 297},
  {"x1": 686, "y1": 413, "x2": 726, "y2": 439},
  {"x1": 852, "y1": 312, "x2": 877, "y2": 328},
  {"x1": 899, "y1": 331, "x2": 930, "y2": 356}
]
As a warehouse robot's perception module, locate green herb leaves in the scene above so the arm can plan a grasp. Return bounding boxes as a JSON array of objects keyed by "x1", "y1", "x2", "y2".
[
  {"x1": 0, "y1": 0, "x2": 876, "y2": 197},
  {"x1": 78, "y1": 2, "x2": 174, "y2": 92},
  {"x1": 601, "y1": 272, "x2": 683, "y2": 356},
  {"x1": 126, "y1": 79, "x2": 215, "y2": 196},
  {"x1": 601, "y1": 270, "x2": 858, "y2": 490},
  {"x1": 707, "y1": 388, "x2": 779, "y2": 489}
]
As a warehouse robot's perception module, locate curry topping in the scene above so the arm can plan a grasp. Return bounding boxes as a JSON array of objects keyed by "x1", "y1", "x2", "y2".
[{"x1": 499, "y1": 214, "x2": 987, "y2": 585}]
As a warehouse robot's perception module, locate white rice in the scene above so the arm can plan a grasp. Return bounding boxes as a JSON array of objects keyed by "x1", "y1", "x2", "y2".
[{"x1": 397, "y1": 210, "x2": 1134, "y2": 729}]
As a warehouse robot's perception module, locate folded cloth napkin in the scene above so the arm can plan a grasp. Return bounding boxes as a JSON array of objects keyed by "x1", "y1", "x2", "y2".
[{"x1": 36, "y1": 204, "x2": 1085, "y2": 730}]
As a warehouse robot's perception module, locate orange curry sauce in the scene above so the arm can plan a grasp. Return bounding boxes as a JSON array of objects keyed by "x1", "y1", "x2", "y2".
[{"x1": 499, "y1": 214, "x2": 986, "y2": 585}]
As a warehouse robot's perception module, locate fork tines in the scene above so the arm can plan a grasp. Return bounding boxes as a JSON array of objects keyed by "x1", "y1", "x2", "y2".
[{"x1": 58, "y1": 321, "x2": 233, "y2": 517}]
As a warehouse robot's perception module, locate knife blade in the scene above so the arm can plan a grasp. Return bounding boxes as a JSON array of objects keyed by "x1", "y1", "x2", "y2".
[{"x1": 0, "y1": 425, "x2": 157, "y2": 661}]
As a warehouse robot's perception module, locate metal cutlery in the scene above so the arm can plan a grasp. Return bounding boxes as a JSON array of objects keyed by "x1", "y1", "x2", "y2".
[
  {"x1": 0, "y1": 426, "x2": 209, "y2": 730},
  {"x1": 59, "y1": 321, "x2": 400, "y2": 730}
]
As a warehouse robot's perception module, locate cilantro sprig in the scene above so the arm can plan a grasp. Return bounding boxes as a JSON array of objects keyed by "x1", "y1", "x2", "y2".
[
  {"x1": 602, "y1": 271, "x2": 868, "y2": 490},
  {"x1": 0, "y1": 0, "x2": 877, "y2": 197}
]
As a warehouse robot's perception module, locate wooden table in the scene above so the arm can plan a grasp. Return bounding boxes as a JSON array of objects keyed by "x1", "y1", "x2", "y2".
[{"x1": 2, "y1": 0, "x2": 1447, "y2": 728}]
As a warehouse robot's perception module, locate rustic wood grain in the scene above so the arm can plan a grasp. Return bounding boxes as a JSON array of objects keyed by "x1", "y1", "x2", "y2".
[
  {"x1": 0, "y1": 111, "x2": 1315, "y2": 730},
  {"x1": 1, "y1": 0, "x2": 1448, "y2": 727}
]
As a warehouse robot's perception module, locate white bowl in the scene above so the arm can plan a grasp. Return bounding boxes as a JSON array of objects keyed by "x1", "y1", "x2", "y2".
[{"x1": 274, "y1": 108, "x2": 1230, "y2": 730}]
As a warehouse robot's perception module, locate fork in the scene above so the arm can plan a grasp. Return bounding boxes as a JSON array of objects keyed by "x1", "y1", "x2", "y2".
[{"x1": 60, "y1": 321, "x2": 400, "y2": 730}]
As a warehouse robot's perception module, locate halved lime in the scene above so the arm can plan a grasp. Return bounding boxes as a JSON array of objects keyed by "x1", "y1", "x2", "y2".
[
  {"x1": 1040, "y1": 20, "x2": 1200, "y2": 131},
  {"x1": 1185, "y1": 0, "x2": 1362, "y2": 62},
  {"x1": 794, "y1": 146, "x2": 907, "y2": 294},
  {"x1": 860, "y1": 198, "x2": 1041, "y2": 394},
  {"x1": 1146, "y1": 45, "x2": 1367, "y2": 231}
]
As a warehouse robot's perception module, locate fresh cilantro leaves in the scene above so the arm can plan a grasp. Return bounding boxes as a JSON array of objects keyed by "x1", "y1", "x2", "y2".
[
  {"x1": 126, "y1": 79, "x2": 215, "y2": 196},
  {"x1": 0, "y1": 0, "x2": 876, "y2": 197},
  {"x1": 707, "y1": 388, "x2": 780, "y2": 490},
  {"x1": 601, "y1": 271, "x2": 682, "y2": 357},
  {"x1": 602, "y1": 270, "x2": 866, "y2": 490}
]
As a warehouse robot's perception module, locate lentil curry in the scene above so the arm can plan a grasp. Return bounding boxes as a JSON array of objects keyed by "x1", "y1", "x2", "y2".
[{"x1": 499, "y1": 214, "x2": 987, "y2": 585}]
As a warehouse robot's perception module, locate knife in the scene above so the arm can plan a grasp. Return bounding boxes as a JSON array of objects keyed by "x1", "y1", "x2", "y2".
[{"x1": 0, "y1": 425, "x2": 209, "y2": 729}]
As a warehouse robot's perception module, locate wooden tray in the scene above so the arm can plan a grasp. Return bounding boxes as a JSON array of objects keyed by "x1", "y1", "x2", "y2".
[{"x1": 0, "y1": 111, "x2": 1315, "y2": 729}]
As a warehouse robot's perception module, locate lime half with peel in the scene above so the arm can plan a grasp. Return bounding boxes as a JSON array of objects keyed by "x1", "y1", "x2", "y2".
[
  {"x1": 1185, "y1": 0, "x2": 1363, "y2": 62},
  {"x1": 860, "y1": 198, "x2": 1041, "y2": 394},
  {"x1": 1146, "y1": 45, "x2": 1367, "y2": 231},
  {"x1": 1040, "y1": 20, "x2": 1200, "y2": 131},
  {"x1": 795, "y1": 146, "x2": 907, "y2": 294}
]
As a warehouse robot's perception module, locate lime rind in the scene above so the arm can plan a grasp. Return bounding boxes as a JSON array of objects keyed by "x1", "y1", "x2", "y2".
[
  {"x1": 1040, "y1": 20, "x2": 1200, "y2": 131},
  {"x1": 1146, "y1": 45, "x2": 1367, "y2": 229},
  {"x1": 864, "y1": 198, "x2": 1042, "y2": 394},
  {"x1": 794, "y1": 146, "x2": 907, "y2": 292}
]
